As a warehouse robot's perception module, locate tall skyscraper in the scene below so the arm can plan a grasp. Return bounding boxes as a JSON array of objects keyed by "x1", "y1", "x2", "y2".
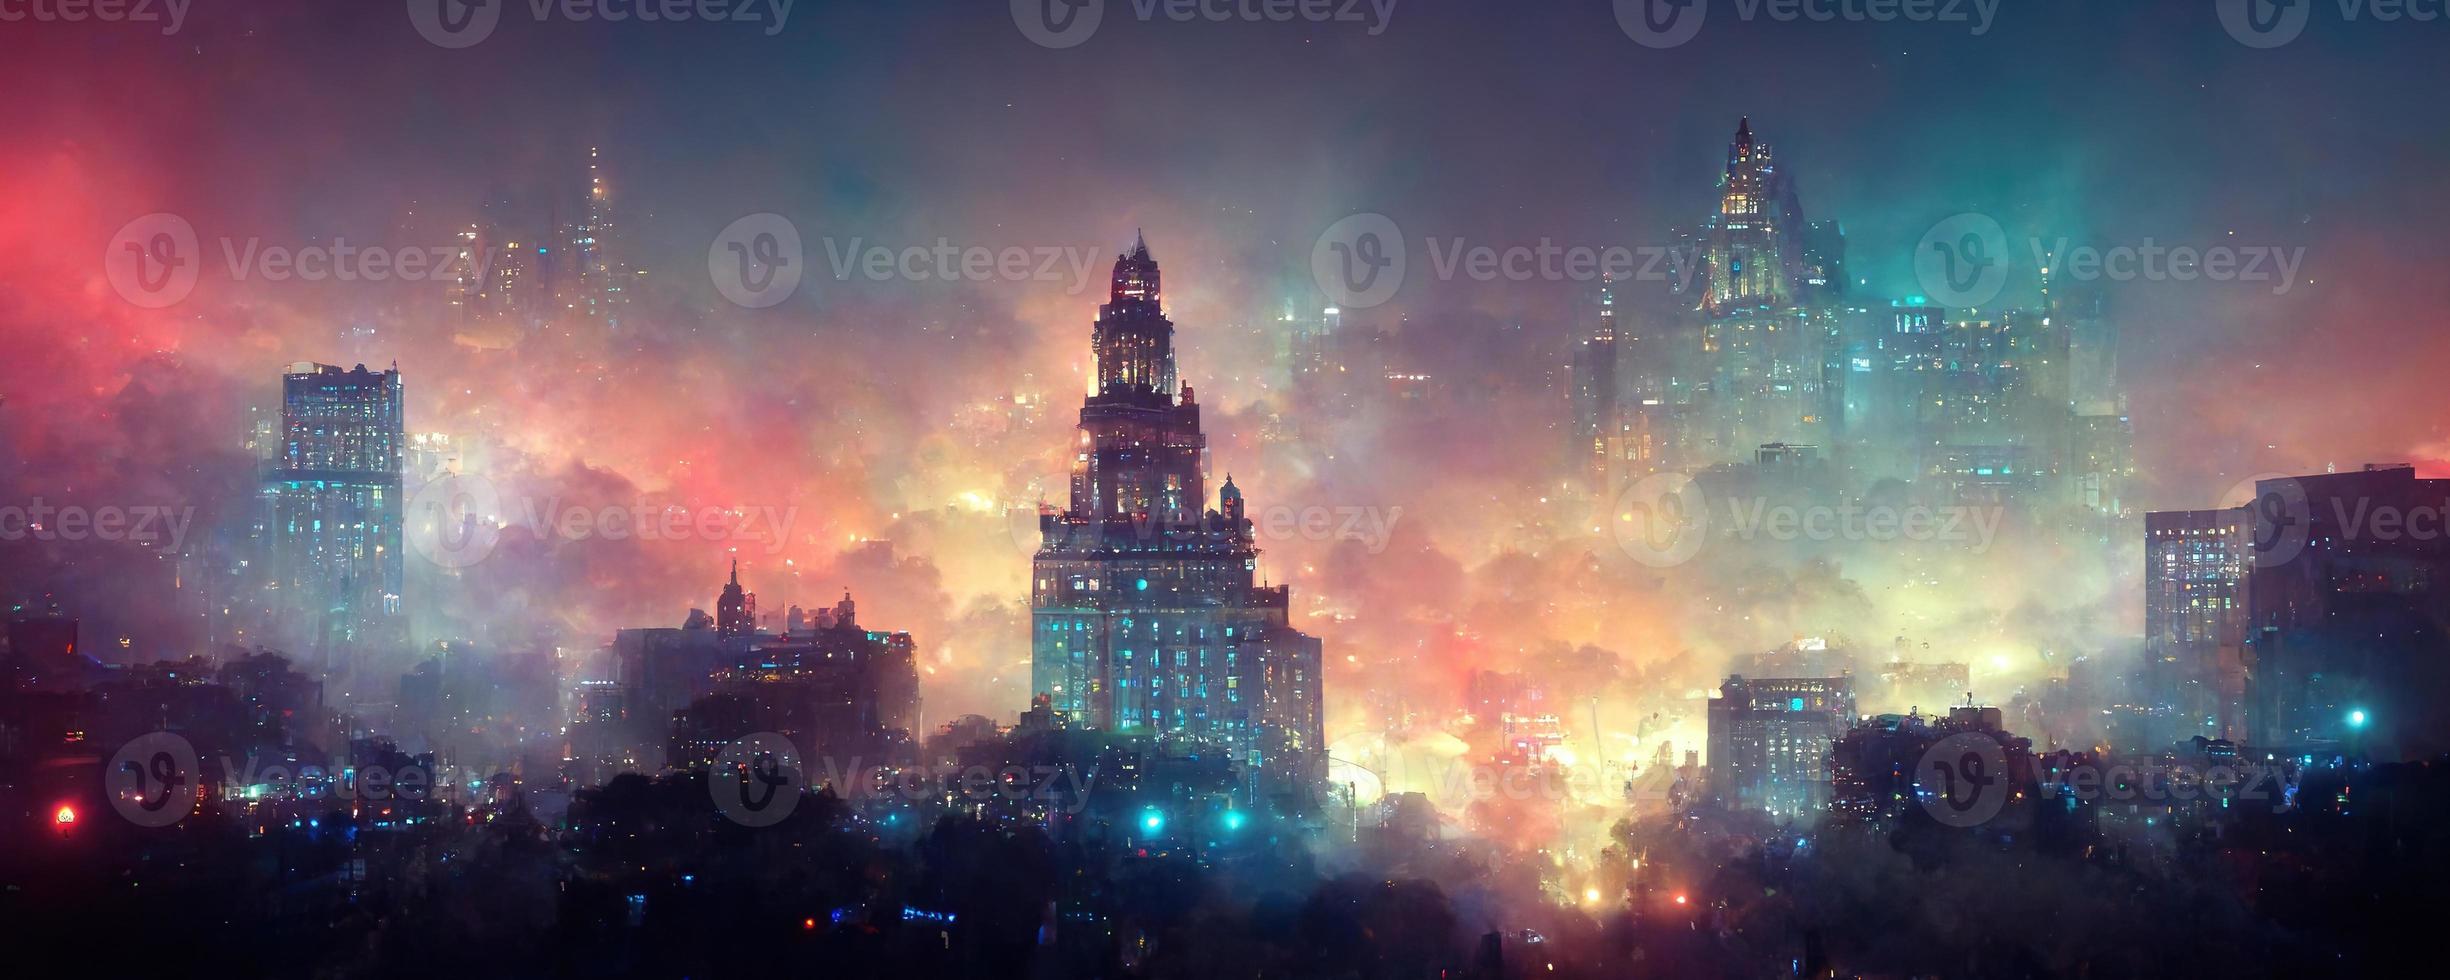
[
  {"x1": 263, "y1": 362, "x2": 405, "y2": 673},
  {"x1": 2145, "y1": 507, "x2": 2251, "y2": 743},
  {"x1": 1030, "y1": 234, "x2": 1325, "y2": 791},
  {"x1": 573, "y1": 146, "x2": 629, "y2": 326},
  {"x1": 1667, "y1": 119, "x2": 1847, "y2": 459},
  {"x1": 1692, "y1": 118, "x2": 1812, "y2": 317},
  {"x1": 1569, "y1": 277, "x2": 1621, "y2": 476}
]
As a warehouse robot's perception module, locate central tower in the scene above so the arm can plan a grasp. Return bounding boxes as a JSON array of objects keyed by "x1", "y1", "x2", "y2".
[
  {"x1": 1030, "y1": 234, "x2": 1324, "y2": 793},
  {"x1": 1068, "y1": 232, "x2": 1208, "y2": 527}
]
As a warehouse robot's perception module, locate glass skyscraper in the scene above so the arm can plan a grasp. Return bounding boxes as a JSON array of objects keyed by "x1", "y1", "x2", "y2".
[{"x1": 264, "y1": 361, "x2": 405, "y2": 673}]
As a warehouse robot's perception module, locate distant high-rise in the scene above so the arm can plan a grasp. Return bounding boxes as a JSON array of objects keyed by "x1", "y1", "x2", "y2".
[
  {"x1": 1570, "y1": 278, "x2": 1621, "y2": 475},
  {"x1": 2144, "y1": 507, "x2": 2251, "y2": 744},
  {"x1": 1031, "y1": 234, "x2": 1325, "y2": 792},
  {"x1": 1670, "y1": 119, "x2": 1846, "y2": 457},
  {"x1": 1800, "y1": 219, "x2": 1847, "y2": 297},
  {"x1": 263, "y1": 362, "x2": 405, "y2": 672},
  {"x1": 1706, "y1": 673, "x2": 1855, "y2": 816},
  {"x1": 1288, "y1": 305, "x2": 1341, "y2": 382},
  {"x1": 574, "y1": 146, "x2": 629, "y2": 325},
  {"x1": 1693, "y1": 118, "x2": 1812, "y2": 317}
]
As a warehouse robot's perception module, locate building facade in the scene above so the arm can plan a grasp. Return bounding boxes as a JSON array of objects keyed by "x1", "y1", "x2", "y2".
[
  {"x1": 1030, "y1": 235, "x2": 1325, "y2": 792},
  {"x1": 2144, "y1": 507, "x2": 2252, "y2": 743},
  {"x1": 2242, "y1": 466, "x2": 2450, "y2": 755},
  {"x1": 263, "y1": 362, "x2": 405, "y2": 672},
  {"x1": 1705, "y1": 673, "x2": 1856, "y2": 817}
]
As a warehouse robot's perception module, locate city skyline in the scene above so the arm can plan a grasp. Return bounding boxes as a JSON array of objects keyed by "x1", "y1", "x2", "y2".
[{"x1": 6, "y1": 5, "x2": 2449, "y2": 975}]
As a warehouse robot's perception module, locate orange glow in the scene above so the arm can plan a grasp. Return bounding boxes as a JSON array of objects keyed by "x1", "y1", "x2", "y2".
[{"x1": 54, "y1": 804, "x2": 76, "y2": 826}]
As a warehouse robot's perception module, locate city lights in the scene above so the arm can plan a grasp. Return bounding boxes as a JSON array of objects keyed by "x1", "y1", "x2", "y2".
[{"x1": 4, "y1": 5, "x2": 2438, "y2": 975}]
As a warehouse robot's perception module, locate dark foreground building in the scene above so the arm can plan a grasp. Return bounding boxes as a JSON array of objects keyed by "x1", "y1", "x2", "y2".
[{"x1": 2150, "y1": 465, "x2": 2450, "y2": 758}]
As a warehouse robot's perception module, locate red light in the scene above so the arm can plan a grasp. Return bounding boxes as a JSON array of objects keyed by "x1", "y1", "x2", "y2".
[
  {"x1": 1673, "y1": 894, "x2": 1687, "y2": 906},
  {"x1": 54, "y1": 805, "x2": 77, "y2": 826},
  {"x1": 801, "y1": 917, "x2": 817, "y2": 931}
]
